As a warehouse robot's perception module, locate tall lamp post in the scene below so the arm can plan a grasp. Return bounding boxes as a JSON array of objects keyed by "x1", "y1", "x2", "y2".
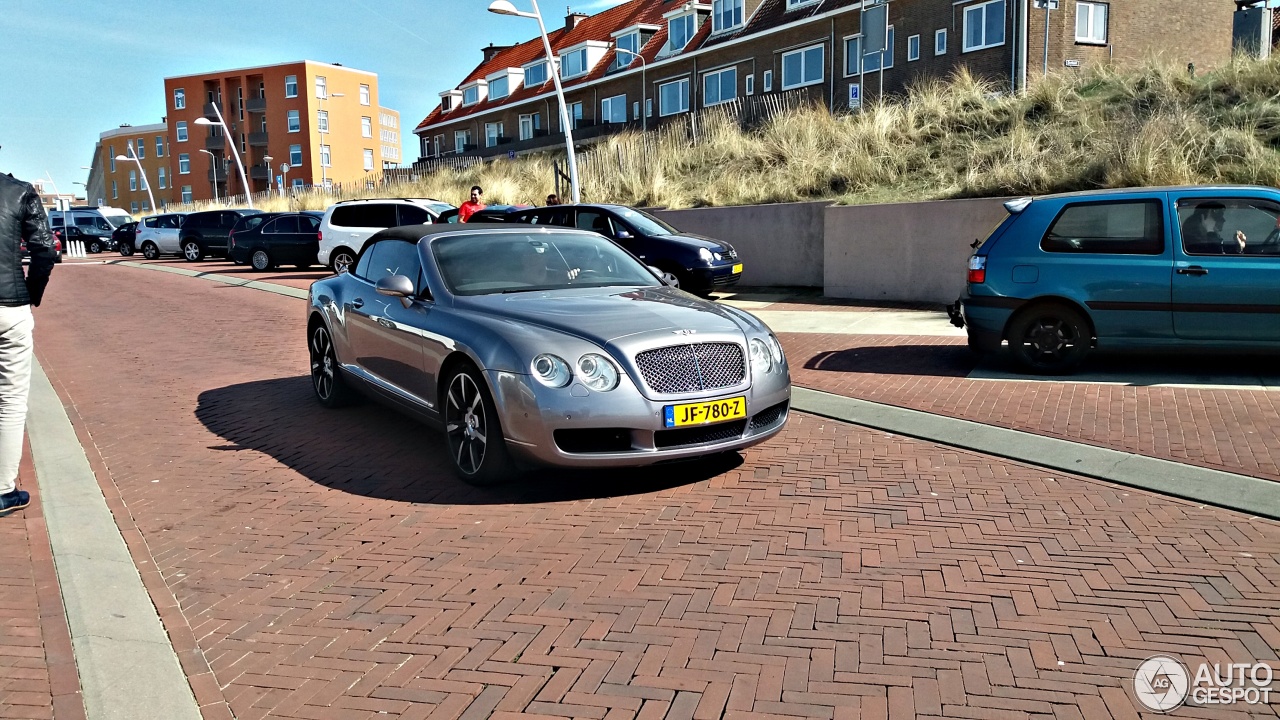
[
  {"x1": 319, "y1": 92, "x2": 344, "y2": 192},
  {"x1": 198, "y1": 148, "x2": 221, "y2": 205},
  {"x1": 263, "y1": 155, "x2": 274, "y2": 195},
  {"x1": 194, "y1": 103, "x2": 252, "y2": 209},
  {"x1": 115, "y1": 146, "x2": 156, "y2": 213},
  {"x1": 488, "y1": 0, "x2": 580, "y2": 203},
  {"x1": 613, "y1": 47, "x2": 647, "y2": 133}
]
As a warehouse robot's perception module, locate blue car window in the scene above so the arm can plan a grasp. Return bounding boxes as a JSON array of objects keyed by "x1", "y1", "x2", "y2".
[
  {"x1": 1178, "y1": 198, "x2": 1280, "y2": 256},
  {"x1": 1041, "y1": 200, "x2": 1164, "y2": 255}
]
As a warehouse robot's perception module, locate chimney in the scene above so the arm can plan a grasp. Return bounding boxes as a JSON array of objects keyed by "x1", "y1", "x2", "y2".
[
  {"x1": 482, "y1": 42, "x2": 514, "y2": 63},
  {"x1": 565, "y1": 11, "x2": 588, "y2": 30}
]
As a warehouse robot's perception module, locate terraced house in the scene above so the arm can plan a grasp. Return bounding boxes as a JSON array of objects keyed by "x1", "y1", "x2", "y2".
[{"x1": 414, "y1": 0, "x2": 1235, "y2": 163}]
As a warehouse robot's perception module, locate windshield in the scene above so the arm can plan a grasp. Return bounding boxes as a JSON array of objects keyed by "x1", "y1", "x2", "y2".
[
  {"x1": 103, "y1": 214, "x2": 133, "y2": 229},
  {"x1": 613, "y1": 207, "x2": 678, "y2": 236},
  {"x1": 433, "y1": 231, "x2": 659, "y2": 296}
]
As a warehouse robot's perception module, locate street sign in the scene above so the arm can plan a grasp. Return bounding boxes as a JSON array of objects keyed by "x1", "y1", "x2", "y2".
[
  {"x1": 508, "y1": 150, "x2": 516, "y2": 160},
  {"x1": 848, "y1": 83, "x2": 862, "y2": 109},
  {"x1": 1064, "y1": 59, "x2": 1081, "y2": 67}
]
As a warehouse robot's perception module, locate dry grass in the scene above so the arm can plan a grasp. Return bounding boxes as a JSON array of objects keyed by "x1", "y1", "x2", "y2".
[{"x1": 179, "y1": 56, "x2": 1280, "y2": 215}]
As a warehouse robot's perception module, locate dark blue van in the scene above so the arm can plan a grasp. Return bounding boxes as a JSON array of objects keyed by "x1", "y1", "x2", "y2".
[{"x1": 951, "y1": 186, "x2": 1280, "y2": 373}]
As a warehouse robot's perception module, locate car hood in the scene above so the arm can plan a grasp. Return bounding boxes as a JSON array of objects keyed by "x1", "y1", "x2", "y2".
[
  {"x1": 456, "y1": 286, "x2": 748, "y2": 344},
  {"x1": 660, "y1": 232, "x2": 724, "y2": 250}
]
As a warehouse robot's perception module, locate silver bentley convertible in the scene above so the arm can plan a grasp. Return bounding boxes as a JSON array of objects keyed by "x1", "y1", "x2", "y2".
[{"x1": 306, "y1": 224, "x2": 791, "y2": 485}]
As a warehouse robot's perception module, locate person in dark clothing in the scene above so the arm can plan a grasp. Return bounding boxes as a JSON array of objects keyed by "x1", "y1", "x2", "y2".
[
  {"x1": 0, "y1": 172, "x2": 55, "y2": 516},
  {"x1": 1181, "y1": 202, "x2": 1246, "y2": 254}
]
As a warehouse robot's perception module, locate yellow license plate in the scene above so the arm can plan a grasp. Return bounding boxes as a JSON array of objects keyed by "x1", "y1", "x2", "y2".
[
  {"x1": 664, "y1": 396, "x2": 747, "y2": 427},
  {"x1": 732, "y1": 263, "x2": 744, "y2": 274}
]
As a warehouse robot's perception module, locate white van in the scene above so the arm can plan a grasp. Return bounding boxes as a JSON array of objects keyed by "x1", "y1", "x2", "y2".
[{"x1": 50, "y1": 207, "x2": 134, "y2": 235}]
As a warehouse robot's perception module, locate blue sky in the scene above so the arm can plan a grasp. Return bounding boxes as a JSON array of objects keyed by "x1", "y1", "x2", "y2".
[{"x1": 0, "y1": 0, "x2": 624, "y2": 197}]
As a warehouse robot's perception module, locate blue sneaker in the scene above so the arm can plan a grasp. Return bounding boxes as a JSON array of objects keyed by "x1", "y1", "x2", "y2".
[{"x1": 0, "y1": 490, "x2": 30, "y2": 516}]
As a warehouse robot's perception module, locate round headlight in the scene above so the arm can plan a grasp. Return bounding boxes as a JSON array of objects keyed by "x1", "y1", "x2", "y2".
[
  {"x1": 577, "y1": 353, "x2": 619, "y2": 391},
  {"x1": 766, "y1": 335, "x2": 784, "y2": 365},
  {"x1": 749, "y1": 338, "x2": 773, "y2": 375},
  {"x1": 531, "y1": 353, "x2": 572, "y2": 388},
  {"x1": 698, "y1": 247, "x2": 714, "y2": 263}
]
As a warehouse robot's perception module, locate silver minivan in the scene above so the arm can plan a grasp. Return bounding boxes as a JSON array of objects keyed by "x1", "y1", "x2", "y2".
[{"x1": 134, "y1": 213, "x2": 188, "y2": 259}]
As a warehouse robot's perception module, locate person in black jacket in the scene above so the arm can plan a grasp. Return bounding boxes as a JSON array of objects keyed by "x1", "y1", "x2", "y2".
[{"x1": 0, "y1": 172, "x2": 55, "y2": 516}]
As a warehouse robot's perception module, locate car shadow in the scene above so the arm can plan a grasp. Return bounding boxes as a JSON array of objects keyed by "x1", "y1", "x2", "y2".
[
  {"x1": 195, "y1": 377, "x2": 740, "y2": 505},
  {"x1": 802, "y1": 344, "x2": 978, "y2": 378}
]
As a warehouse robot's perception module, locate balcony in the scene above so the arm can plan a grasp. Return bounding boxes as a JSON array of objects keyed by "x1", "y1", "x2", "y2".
[
  {"x1": 203, "y1": 102, "x2": 222, "y2": 120},
  {"x1": 204, "y1": 134, "x2": 226, "y2": 151},
  {"x1": 207, "y1": 167, "x2": 227, "y2": 182},
  {"x1": 249, "y1": 165, "x2": 270, "y2": 181},
  {"x1": 248, "y1": 131, "x2": 269, "y2": 147},
  {"x1": 245, "y1": 97, "x2": 267, "y2": 113}
]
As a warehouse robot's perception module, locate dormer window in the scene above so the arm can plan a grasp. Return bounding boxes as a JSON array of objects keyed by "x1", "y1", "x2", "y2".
[
  {"x1": 524, "y1": 60, "x2": 548, "y2": 86},
  {"x1": 442, "y1": 96, "x2": 453, "y2": 111},
  {"x1": 712, "y1": 0, "x2": 744, "y2": 33},
  {"x1": 461, "y1": 81, "x2": 487, "y2": 106},
  {"x1": 562, "y1": 48, "x2": 588, "y2": 78},
  {"x1": 668, "y1": 13, "x2": 695, "y2": 52},
  {"x1": 786, "y1": 0, "x2": 819, "y2": 9},
  {"x1": 440, "y1": 89, "x2": 462, "y2": 112},
  {"x1": 485, "y1": 68, "x2": 525, "y2": 101},
  {"x1": 610, "y1": 25, "x2": 658, "y2": 71},
  {"x1": 489, "y1": 76, "x2": 509, "y2": 100},
  {"x1": 558, "y1": 41, "x2": 610, "y2": 80}
]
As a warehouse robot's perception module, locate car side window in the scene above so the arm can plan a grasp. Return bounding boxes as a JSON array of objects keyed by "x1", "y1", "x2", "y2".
[
  {"x1": 543, "y1": 209, "x2": 572, "y2": 227},
  {"x1": 144, "y1": 217, "x2": 157, "y2": 228},
  {"x1": 364, "y1": 240, "x2": 424, "y2": 291},
  {"x1": 300, "y1": 215, "x2": 321, "y2": 232},
  {"x1": 397, "y1": 205, "x2": 433, "y2": 226},
  {"x1": 273, "y1": 216, "x2": 300, "y2": 234},
  {"x1": 1040, "y1": 201, "x2": 1164, "y2": 255},
  {"x1": 240, "y1": 216, "x2": 265, "y2": 232},
  {"x1": 364, "y1": 204, "x2": 398, "y2": 229},
  {"x1": 576, "y1": 211, "x2": 614, "y2": 236},
  {"x1": 1177, "y1": 198, "x2": 1280, "y2": 256},
  {"x1": 353, "y1": 242, "x2": 380, "y2": 280},
  {"x1": 330, "y1": 205, "x2": 361, "y2": 228}
]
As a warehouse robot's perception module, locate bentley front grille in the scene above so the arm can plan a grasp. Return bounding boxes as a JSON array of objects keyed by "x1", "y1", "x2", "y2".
[{"x1": 635, "y1": 342, "x2": 745, "y2": 394}]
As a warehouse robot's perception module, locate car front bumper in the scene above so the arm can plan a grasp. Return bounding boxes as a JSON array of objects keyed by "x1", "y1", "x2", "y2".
[
  {"x1": 687, "y1": 262, "x2": 743, "y2": 292},
  {"x1": 488, "y1": 366, "x2": 791, "y2": 468}
]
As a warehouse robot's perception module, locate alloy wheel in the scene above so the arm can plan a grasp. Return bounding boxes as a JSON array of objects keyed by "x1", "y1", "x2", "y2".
[
  {"x1": 445, "y1": 372, "x2": 487, "y2": 476},
  {"x1": 1020, "y1": 318, "x2": 1078, "y2": 365},
  {"x1": 660, "y1": 271, "x2": 681, "y2": 288},
  {"x1": 310, "y1": 326, "x2": 336, "y2": 400},
  {"x1": 333, "y1": 252, "x2": 355, "y2": 274},
  {"x1": 183, "y1": 242, "x2": 201, "y2": 261},
  {"x1": 142, "y1": 242, "x2": 159, "y2": 260},
  {"x1": 251, "y1": 250, "x2": 270, "y2": 271},
  {"x1": 88, "y1": 240, "x2": 101, "y2": 254}
]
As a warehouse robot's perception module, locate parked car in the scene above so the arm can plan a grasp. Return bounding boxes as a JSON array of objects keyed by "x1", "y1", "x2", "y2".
[
  {"x1": 51, "y1": 220, "x2": 113, "y2": 253},
  {"x1": 114, "y1": 222, "x2": 138, "y2": 255},
  {"x1": 436, "y1": 204, "x2": 529, "y2": 224},
  {"x1": 49, "y1": 207, "x2": 133, "y2": 237},
  {"x1": 229, "y1": 211, "x2": 323, "y2": 271},
  {"x1": 134, "y1": 212, "x2": 189, "y2": 259},
  {"x1": 306, "y1": 224, "x2": 791, "y2": 484},
  {"x1": 952, "y1": 185, "x2": 1280, "y2": 374},
  {"x1": 179, "y1": 209, "x2": 262, "y2": 261},
  {"x1": 506, "y1": 204, "x2": 742, "y2": 295},
  {"x1": 318, "y1": 198, "x2": 453, "y2": 274}
]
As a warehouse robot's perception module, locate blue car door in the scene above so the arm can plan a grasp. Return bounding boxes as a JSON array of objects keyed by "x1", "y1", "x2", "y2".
[{"x1": 1171, "y1": 193, "x2": 1280, "y2": 341}]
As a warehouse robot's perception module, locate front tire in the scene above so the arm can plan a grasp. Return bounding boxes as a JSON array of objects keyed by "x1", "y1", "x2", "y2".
[
  {"x1": 309, "y1": 323, "x2": 355, "y2": 408},
  {"x1": 443, "y1": 364, "x2": 514, "y2": 486},
  {"x1": 87, "y1": 239, "x2": 102, "y2": 254},
  {"x1": 1007, "y1": 303, "x2": 1090, "y2": 374},
  {"x1": 250, "y1": 249, "x2": 273, "y2": 271},
  {"x1": 119, "y1": 242, "x2": 134, "y2": 257},
  {"x1": 141, "y1": 241, "x2": 160, "y2": 260},
  {"x1": 330, "y1": 249, "x2": 356, "y2": 274},
  {"x1": 182, "y1": 241, "x2": 204, "y2": 262}
]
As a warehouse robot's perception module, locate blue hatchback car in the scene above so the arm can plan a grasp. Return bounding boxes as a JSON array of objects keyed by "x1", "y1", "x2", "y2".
[{"x1": 951, "y1": 186, "x2": 1280, "y2": 373}]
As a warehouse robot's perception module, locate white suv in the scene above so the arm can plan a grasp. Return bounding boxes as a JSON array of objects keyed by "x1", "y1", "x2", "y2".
[
  {"x1": 318, "y1": 198, "x2": 454, "y2": 273},
  {"x1": 135, "y1": 212, "x2": 189, "y2": 259}
]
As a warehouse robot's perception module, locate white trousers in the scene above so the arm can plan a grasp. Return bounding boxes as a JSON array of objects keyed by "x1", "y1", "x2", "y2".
[{"x1": 0, "y1": 305, "x2": 33, "y2": 495}]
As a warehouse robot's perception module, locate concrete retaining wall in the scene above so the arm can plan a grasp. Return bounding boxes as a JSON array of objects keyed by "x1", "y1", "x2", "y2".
[{"x1": 653, "y1": 201, "x2": 827, "y2": 288}]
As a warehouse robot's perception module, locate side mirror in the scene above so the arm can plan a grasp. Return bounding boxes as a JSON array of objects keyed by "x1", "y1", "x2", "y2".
[
  {"x1": 615, "y1": 230, "x2": 633, "y2": 240},
  {"x1": 376, "y1": 274, "x2": 416, "y2": 307}
]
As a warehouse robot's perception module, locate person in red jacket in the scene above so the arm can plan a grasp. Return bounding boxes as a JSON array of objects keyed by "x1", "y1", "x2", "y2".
[{"x1": 458, "y1": 186, "x2": 486, "y2": 222}]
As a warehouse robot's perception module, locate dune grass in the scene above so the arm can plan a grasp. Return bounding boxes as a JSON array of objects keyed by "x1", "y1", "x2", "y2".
[{"x1": 186, "y1": 56, "x2": 1280, "y2": 215}]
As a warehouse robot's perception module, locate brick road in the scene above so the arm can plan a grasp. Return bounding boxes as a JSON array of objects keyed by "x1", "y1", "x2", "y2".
[{"x1": 21, "y1": 262, "x2": 1280, "y2": 719}]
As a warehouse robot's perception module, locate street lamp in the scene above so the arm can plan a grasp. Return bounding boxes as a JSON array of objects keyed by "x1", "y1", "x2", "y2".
[
  {"x1": 115, "y1": 146, "x2": 156, "y2": 213},
  {"x1": 488, "y1": 0, "x2": 580, "y2": 203},
  {"x1": 613, "y1": 47, "x2": 647, "y2": 133},
  {"x1": 319, "y1": 92, "x2": 344, "y2": 192},
  {"x1": 198, "y1": 148, "x2": 221, "y2": 205},
  {"x1": 263, "y1": 155, "x2": 273, "y2": 194},
  {"x1": 194, "y1": 103, "x2": 252, "y2": 209}
]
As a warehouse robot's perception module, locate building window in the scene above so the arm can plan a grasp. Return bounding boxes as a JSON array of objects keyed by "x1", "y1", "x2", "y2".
[
  {"x1": 782, "y1": 45, "x2": 824, "y2": 89},
  {"x1": 441, "y1": 96, "x2": 453, "y2": 112},
  {"x1": 290, "y1": 144, "x2": 302, "y2": 166},
  {"x1": 318, "y1": 110, "x2": 329, "y2": 133},
  {"x1": 288, "y1": 110, "x2": 300, "y2": 132},
  {"x1": 315, "y1": 76, "x2": 327, "y2": 98},
  {"x1": 1076, "y1": 1, "x2": 1108, "y2": 44},
  {"x1": 936, "y1": 28, "x2": 948, "y2": 55},
  {"x1": 712, "y1": 0, "x2": 744, "y2": 33},
  {"x1": 525, "y1": 62, "x2": 548, "y2": 86},
  {"x1": 633, "y1": 100, "x2": 640, "y2": 119},
  {"x1": 363, "y1": 149, "x2": 374, "y2": 171},
  {"x1": 173, "y1": 88, "x2": 185, "y2": 109},
  {"x1": 285, "y1": 75, "x2": 298, "y2": 97},
  {"x1": 455, "y1": 130, "x2": 471, "y2": 153},
  {"x1": 562, "y1": 48, "x2": 588, "y2": 79},
  {"x1": 601, "y1": 94, "x2": 627, "y2": 123},
  {"x1": 645, "y1": 98, "x2": 653, "y2": 117},
  {"x1": 175, "y1": 121, "x2": 188, "y2": 142},
  {"x1": 359, "y1": 84, "x2": 370, "y2": 105},
  {"x1": 569, "y1": 101, "x2": 584, "y2": 129},
  {"x1": 668, "y1": 14, "x2": 695, "y2": 52},
  {"x1": 658, "y1": 78, "x2": 690, "y2": 116},
  {"x1": 702, "y1": 67, "x2": 737, "y2": 106},
  {"x1": 111, "y1": 181, "x2": 117, "y2": 199},
  {"x1": 613, "y1": 32, "x2": 639, "y2": 71},
  {"x1": 109, "y1": 146, "x2": 115, "y2": 172},
  {"x1": 320, "y1": 145, "x2": 331, "y2": 167},
  {"x1": 519, "y1": 114, "x2": 537, "y2": 141},
  {"x1": 362, "y1": 116, "x2": 372, "y2": 138},
  {"x1": 787, "y1": 0, "x2": 819, "y2": 8},
  {"x1": 129, "y1": 170, "x2": 137, "y2": 191},
  {"x1": 908, "y1": 34, "x2": 920, "y2": 61},
  {"x1": 179, "y1": 153, "x2": 190, "y2": 174},
  {"x1": 158, "y1": 167, "x2": 167, "y2": 190},
  {"x1": 763, "y1": 70, "x2": 773, "y2": 92},
  {"x1": 131, "y1": 201, "x2": 138, "y2": 214},
  {"x1": 135, "y1": 138, "x2": 145, "y2": 159},
  {"x1": 863, "y1": 28, "x2": 895, "y2": 72},
  {"x1": 155, "y1": 136, "x2": 165, "y2": 157},
  {"x1": 490, "y1": 76, "x2": 510, "y2": 100},
  {"x1": 485, "y1": 122, "x2": 503, "y2": 147},
  {"x1": 292, "y1": 178, "x2": 305, "y2": 189},
  {"x1": 963, "y1": 0, "x2": 1006, "y2": 52},
  {"x1": 463, "y1": 86, "x2": 479, "y2": 105},
  {"x1": 181, "y1": 186, "x2": 192, "y2": 204}
]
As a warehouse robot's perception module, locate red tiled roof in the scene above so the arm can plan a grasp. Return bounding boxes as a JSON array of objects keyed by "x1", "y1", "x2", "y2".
[{"x1": 416, "y1": 0, "x2": 693, "y2": 132}]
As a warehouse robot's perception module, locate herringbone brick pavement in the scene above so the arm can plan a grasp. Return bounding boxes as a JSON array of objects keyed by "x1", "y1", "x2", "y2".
[{"x1": 26, "y1": 265, "x2": 1280, "y2": 720}]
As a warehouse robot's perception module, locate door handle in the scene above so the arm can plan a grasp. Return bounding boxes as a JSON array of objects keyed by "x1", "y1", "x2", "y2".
[
  {"x1": 1177, "y1": 266, "x2": 1209, "y2": 276},
  {"x1": 376, "y1": 318, "x2": 395, "y2": 329},
  {"x1": 351, "y1": 298, "x2": 364, "y2": 309}
]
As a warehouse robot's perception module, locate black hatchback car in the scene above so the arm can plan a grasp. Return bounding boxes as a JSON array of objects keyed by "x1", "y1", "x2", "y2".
[
  {"x1": 180, "y1": 208, "x2": 262, "y2": 261},
  {"x1": 229, "y1": 211, "x2": 323, "y2": 271},
  {"x1": 506, "y1": 204, "x2": 742, "y2": 295},
  {"x1": 113, "y1": 222, "x2": 138, "y2": 254}
]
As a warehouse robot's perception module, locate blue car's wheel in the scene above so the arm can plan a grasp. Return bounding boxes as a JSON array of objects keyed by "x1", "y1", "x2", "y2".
[{"x1": 1008, "y1": 303, "x2": 1090, "y2": 375}]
